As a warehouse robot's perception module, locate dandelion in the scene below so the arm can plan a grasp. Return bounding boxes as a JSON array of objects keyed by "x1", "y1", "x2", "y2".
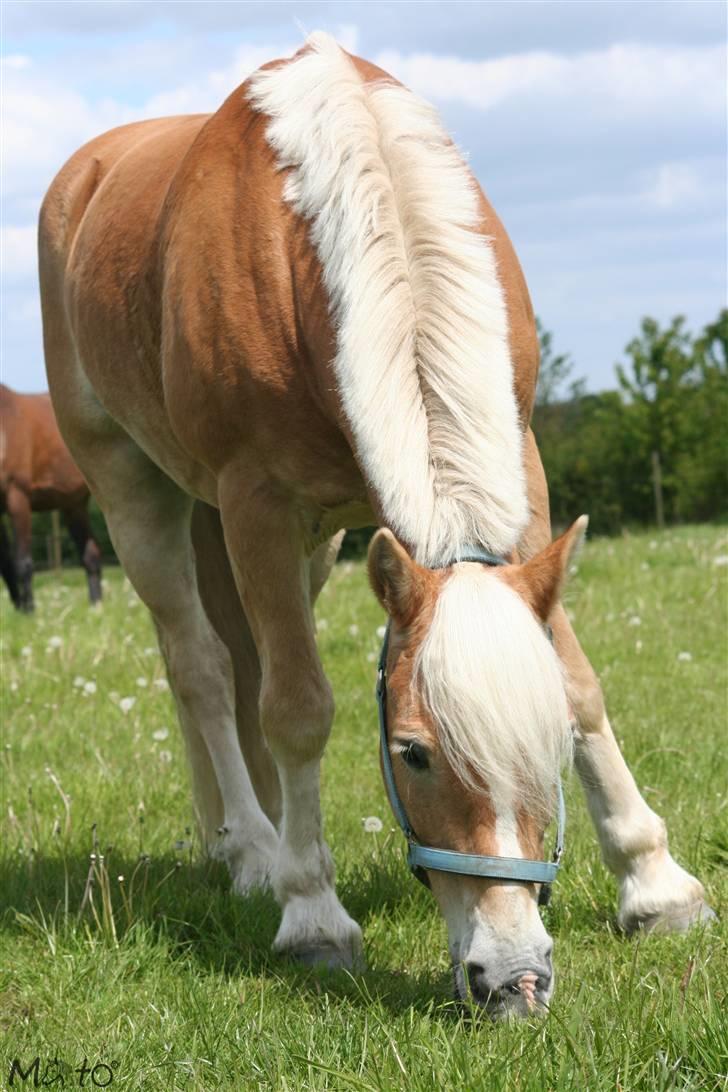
[
  {"x1": 362, "y1": 816, "x2": 383, "y2": 833},
  {"x1": 119, "y1": 697, "x2": 136, "y2": 715},
  {"x1": 317, "y1": 618, "x2": 329, "y2": 631},
  {"x1": 348, "y1": 624, "x2": 359, "y2": 637},
  {"x1": 376, "y1": 625, "x2": 387, "y2": 639},
  {"x1": 713, "y1": 555, "x2": 728, "y2": 567},
  {"x1": 366, "y1": 651, "x2": 377, "y2": 663},
  {"x1": 83, "y1": 681, "x2": 97, "y2": 695},
  {"x1": 677, "y1": 651, "x2": 692, "y2": 663},
  {"x1": 136, "y1": 676, "x2": 148, "y2": 688},
  {"x1": 628, "y1": 616, "x2": 641, "y2": 627},
  {"x1": 640, "y1": 562, "x2": 649, "y2": 571},
  {"x1": 47, "y1": 635, "x2": 63, "y2": 650},
  {"x1": 143, "y1": 647, "x2": 157, "y2": 656},
  {"x1": 73, "y1": 676, "x2": 85, "y2": 689},
  {"x1": 10, "y1": 681, "x2": 18, "y2": 692},
  {"x1": 159, "y1": 750, "x2": 173, "y2": 764},
  {"x1": 153, "y1": 727, "x2": 169, "y2": 742},
  {"x1": 20, "y1": 646, "x2": 31, "y2": 658},
  {"x1": 153, "y1": 678, "x2": 169, "y2": 691},
  {"x1": 649, "y1": 540, "x2": 658, "y2": 550},
  {"x1": 635, "y1": 640, "x2": 643, "y2": 653}
]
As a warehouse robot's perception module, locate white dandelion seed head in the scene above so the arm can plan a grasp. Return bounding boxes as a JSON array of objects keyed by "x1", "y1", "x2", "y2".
[
  {"x1": 713, "y1": 555, "x2": 728, "y2": 567},
  {"x1": 153, "y1": 678, "x2": 169, "y2": 691},
  {"x1": 83, "y1": 681, "x2": 97, "y2": 695},
  {"x1": 47, "y1": 635, "x2": 63, "y2": 649},
  {"x1": 73, "y1": 676, "x2": 85, "y2": 688},
  {"x1": 135, "y1": 677, "x2": 148, "y2": 688},
  {"x1": 317, "y1": 618, "x2": 329, "y2": 631},
  {"x1": 153, "y1": 727, "x2": 169, "y2": 741},
  {"x1": 119, "y1": 697, "x2": 136, "y2": 714},
  {"x1": 348, "y1": 624, "x2": 359, "y2": 637},
  {"x1": 376, "y1": 625, "x2": 387, "y2": 639},
  {"x1": 362, "y1": 816, "x2": 383, "y2": 833},
  {"x1": 628, "y1": 616, "x2": 642, "y2": 627},
  {"x1": 20, "y1": 646, "x2": 32, "y2": 658},
  {"x1": 677, "y1": 651, "x2": 693, "y2": 663}
]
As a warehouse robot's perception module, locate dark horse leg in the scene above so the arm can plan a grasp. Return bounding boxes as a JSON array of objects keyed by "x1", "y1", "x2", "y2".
[
  {"x1": 6, "y1": 484, "x2": 33, "y2": 612},
  {"x1": 0, "y1": 515, "x2": 21, "y2": 608},
  {"x1": 62, "y1": 504, "x2": 102, "y2": 603}
]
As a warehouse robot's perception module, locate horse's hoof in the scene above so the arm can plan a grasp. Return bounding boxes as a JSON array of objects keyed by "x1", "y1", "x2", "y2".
[
  {"x1": 289, "y1": 942, "x2": 362, "y2": 972},
  {"x1": 626, "y1": 900, "x2": 717, "y2": 936}
]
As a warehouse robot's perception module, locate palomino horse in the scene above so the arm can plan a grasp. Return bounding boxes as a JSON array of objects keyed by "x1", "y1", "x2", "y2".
[
  {"x1": 39, "y1": 34, "x2": 712, "y2": 1015},
  {"x1": 0, "y1": 383, "x2": 102, "y2": 610}
]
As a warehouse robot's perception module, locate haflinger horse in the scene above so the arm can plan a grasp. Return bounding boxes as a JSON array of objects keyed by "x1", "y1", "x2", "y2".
[
  {"x1": 39, "y1": 33, "x2": 713, "y2": 1016},
  {"x1": 0, "y1": 383, "x2": 102, "y2": 611}
]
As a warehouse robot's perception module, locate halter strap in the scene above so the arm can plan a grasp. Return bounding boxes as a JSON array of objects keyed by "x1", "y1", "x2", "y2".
[{"x1": 375, "y1": 547, "x2": 566, "y2": 905}]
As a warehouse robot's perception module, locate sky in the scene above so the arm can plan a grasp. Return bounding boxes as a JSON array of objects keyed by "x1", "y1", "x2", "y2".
[{"x1": 2, "y1": 0, "x2": 726, "y2": 393}]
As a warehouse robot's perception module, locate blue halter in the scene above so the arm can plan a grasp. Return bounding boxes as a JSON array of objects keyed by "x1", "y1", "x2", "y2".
[{"x1": 375, "y1": 547, "x2": 566, "y2": 906}]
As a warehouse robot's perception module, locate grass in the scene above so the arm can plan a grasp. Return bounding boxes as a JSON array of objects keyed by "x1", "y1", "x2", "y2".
[{"x1": 1, "y1": 524, "x2": 727, "y2": 1090}]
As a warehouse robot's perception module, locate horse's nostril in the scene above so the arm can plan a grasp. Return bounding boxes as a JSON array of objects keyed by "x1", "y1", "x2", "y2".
[{"x1": 464, "y1": 962, "x2": 490, "y2": 1001}]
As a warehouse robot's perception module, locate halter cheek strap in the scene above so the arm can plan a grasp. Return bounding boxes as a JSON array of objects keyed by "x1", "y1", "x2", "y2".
[{"x1": 375, "y1": 548, "x2": 566, "y2": 907}]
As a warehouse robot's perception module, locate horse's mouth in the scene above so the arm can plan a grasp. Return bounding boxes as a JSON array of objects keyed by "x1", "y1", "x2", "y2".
[{"x1": 452, "y1": 963, "x2": 552, "y2": 1019}]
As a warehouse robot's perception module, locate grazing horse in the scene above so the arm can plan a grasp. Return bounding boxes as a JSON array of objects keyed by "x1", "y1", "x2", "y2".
[
  {"x1": 0, "y1": 383, "x2": 102, "y2": 610},
  {"x1": 39, "y1": 34, "x2": 712, "y2": 1015}
]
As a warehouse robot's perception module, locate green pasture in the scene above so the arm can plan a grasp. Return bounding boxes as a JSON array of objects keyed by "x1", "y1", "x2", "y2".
[{"x1": 1, "y1": 525, "x2": 727, "y2": 1090}]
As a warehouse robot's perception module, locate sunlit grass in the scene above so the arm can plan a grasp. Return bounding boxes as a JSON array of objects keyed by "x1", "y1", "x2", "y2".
[{"x1": 1, "y1": 526, "x2": 727, "y2": 1090}]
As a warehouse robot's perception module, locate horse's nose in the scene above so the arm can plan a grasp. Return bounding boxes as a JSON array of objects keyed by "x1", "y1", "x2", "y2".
[{"x1": 465, "y1": 961, "x2": 553, "y2": 1009}]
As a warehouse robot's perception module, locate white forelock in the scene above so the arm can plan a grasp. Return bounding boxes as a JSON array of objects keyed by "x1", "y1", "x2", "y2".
[
  {"x1": 416, "y1": 566, "x2": 572, "y2": 814},
  {"x1": 246, "y1": 32, "x2": 528, "y2": 566}
]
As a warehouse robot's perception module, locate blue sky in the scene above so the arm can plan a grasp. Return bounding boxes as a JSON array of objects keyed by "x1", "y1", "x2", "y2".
[{"x1": 2, "y1": 0, "x2": 726, "y2": 393}]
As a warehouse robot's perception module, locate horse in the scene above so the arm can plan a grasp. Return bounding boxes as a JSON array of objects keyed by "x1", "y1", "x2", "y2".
[
  {"x1": 0, "y1": 383, "x2": 102, "y2": 611},
  {"x1": 38, "y1": 33, "x2": 713, "y2": 1016}
]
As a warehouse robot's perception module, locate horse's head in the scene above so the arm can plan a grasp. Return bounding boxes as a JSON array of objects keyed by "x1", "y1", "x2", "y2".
[{"x1": 368, "y1": 517, "x2": 586, "y2": 1017}]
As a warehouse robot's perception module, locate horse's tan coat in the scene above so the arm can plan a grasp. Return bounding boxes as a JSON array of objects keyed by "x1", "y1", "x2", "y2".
[{"x1": 39, "y1": 36, "x2": 711, "y2": 1009}]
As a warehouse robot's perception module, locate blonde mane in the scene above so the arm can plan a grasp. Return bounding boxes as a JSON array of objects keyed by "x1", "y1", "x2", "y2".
[
  {"x1": 416, "y1": 567, "x2": 572, "y2": 814},
  {"x1": 247, "y1": 32, "x2": 528, "y2": 566}
]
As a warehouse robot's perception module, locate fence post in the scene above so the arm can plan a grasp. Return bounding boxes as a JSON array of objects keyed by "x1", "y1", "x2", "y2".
[{"x1": 651, "y1": 450, "x2": 665, "y2": 530}]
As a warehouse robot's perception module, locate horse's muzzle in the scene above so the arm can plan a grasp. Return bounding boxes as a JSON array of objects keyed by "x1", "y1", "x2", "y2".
[{"x1": 459, "y1": 960, "x2": 553, "y2": 1017}]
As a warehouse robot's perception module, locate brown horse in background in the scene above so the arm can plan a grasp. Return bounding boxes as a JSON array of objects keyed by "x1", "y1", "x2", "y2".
[{"x1": 0, "y1": 383, "x2": 102, "y2": 611}]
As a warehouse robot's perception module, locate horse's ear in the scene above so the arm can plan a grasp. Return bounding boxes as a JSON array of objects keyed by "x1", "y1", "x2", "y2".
[
  {"x1": 368, "y1": 529, "x2": 427, "y2": 626},
  {"x1": 516, "y1": 515, "x2": 588, "y2": 623}
]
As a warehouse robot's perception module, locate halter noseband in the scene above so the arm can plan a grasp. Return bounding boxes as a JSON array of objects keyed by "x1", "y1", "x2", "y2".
[{"x1": 375, "y1": 547, "x2": 566, "y2": 907}]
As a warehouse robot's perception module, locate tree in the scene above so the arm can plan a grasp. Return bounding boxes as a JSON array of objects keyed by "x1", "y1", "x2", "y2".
[{"x1": 535, "y1": 318, "x2": 582, "y2": 408}]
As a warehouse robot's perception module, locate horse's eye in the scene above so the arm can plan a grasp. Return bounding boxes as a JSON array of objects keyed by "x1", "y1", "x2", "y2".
[{"x1": 398, "y1": 742, "x2": 429, "y2": 771}]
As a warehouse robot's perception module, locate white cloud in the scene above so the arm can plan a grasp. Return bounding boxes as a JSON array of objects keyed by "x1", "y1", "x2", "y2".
[
  {"x1": 372, "y1": 42, "x2": 724, "y2": 120},
  {"x1": 1, "y1": 225, "x2": 37, "y2": 284},
  {"x1": 646, "y1": 162, "x2": 704, "y2": 210}
]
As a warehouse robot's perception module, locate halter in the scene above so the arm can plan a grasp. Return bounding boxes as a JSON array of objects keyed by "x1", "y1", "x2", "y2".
[{"x1": 375, "y1": 547, "x2": 566, "y2": 907}]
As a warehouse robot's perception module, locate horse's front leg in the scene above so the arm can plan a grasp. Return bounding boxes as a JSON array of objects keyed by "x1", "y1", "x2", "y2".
[
  {"x1": 552, "y1": 606, "x2": 715, "y2": 933},
  {"x1": 519, "y1": 429, "x2": 714, "y2": 933},
  {"x1": 221, "y1": 477, "x2": 362, "y2": 969}
]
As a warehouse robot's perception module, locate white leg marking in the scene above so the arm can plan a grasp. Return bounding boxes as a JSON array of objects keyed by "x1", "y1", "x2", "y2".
[{"x1": 575, "y1": 716, "x2": 713, "y2": 931}]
